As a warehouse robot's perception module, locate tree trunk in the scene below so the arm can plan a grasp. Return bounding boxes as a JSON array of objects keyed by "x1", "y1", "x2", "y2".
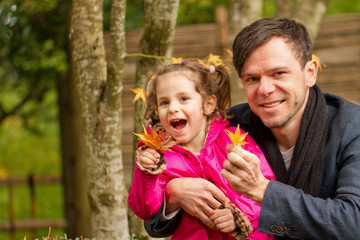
[
  {"x1": 290, "y1": 0, "x2": 331, "y2": 41},
  {"x1": 59, "y1": 5, "x2": 92, "y2": 238},
  {"x1": 228, "y1": 0, "x2": 263, "y2": 43},
  {"x1": 129, "y1": 0, "x2": 180, "y2": 237},
  {"x1": 58, "y1": 69, "x2": 92, "y2": 238},
  {"x1": 276, "y1": 0, "x2": 292, "y2": 18},
  {"x1": 70, "y1": 0, "x2": 129, "y2": 238}
]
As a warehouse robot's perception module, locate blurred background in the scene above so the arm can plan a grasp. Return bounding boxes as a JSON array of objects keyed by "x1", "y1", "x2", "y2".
[{"x1": 0, "y1": 0, "x2": 359, "y2": 239}]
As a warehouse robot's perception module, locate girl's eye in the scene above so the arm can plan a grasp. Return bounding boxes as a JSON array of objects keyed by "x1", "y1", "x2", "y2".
[
  {"x1": 159, "y1": 100, "x2": 168, "y2": 106},
  {"x1": 180, "y1": 96, "x2": 189, "y2": 101}
]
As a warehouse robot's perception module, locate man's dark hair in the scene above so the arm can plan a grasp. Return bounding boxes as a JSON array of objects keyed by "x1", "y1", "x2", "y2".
[{"x1": 232, "y1": 18, "x2": 313, "y2": 77}]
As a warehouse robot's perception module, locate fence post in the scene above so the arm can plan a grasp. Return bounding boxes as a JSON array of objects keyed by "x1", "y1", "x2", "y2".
[
  {"x1": 29, "y1": 175, "x2": 36, "y2": 239},
  {"x1": 8, "y1": 182, "x2": 14, "y2": 240}
]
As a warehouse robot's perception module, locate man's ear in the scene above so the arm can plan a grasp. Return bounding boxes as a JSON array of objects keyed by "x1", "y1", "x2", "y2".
[
  {"x1": 305, "y1": 59, "x2": 318, "y2": 87},
  {"x1": 204, "y1": 95, "x2": 217, "y2": 116}
]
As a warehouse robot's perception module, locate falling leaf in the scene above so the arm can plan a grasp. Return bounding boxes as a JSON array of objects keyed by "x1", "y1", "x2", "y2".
[
  {"x1": 0, "y1": 167, "x2": 7, "y2": 179},
  {"x1": 226, "y1": 49, "x2": 233, "y2": 57},
  {"x1": 171, "y1": 57, "x2": 183, "y2": 64},
  {"x1": 312, "y1": 54, "x2": 326, "y2": 70},
  {"x1": 131, "y1": 88, "x2": 146, "y2": 103},
  {"x1": 133, "y1": 124, "x2": 175, "y2": 151},
  {"x1": 225, "y1": 124, "x2": 249, "y2": 147}
]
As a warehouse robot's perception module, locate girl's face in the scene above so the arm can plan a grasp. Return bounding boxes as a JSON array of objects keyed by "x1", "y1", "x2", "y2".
[{"x1": 156, "y1": 71, "x2": 216, "y2": 153}]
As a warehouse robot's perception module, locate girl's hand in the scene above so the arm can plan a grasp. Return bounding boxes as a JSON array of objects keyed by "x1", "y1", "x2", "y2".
[
  {"x1": 209, "y1": 208, "x2": 236, "y2": 233},
  {"x1": 137, "y1": 148, "x2": 160, "y2": 170}
]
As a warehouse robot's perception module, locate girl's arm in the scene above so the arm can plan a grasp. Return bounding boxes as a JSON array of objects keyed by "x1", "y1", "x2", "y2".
[{"x1": 127, "y1": 148, "x2": 168, "y2": 220}]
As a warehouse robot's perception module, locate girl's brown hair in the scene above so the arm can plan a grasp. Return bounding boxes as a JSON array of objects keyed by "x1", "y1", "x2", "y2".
[{"x1": 144, "y1": 61, "x2": 231, "y2": 123}]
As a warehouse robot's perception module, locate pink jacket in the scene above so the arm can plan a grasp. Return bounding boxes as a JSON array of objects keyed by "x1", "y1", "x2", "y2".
[{"x1": 128, "y1": 118, "x2": 276, "y2": 240}]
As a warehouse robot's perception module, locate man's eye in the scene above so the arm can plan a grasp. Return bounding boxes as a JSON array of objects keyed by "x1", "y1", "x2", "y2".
[
  {"x1": 275, "y1": 71, "x2": 285, "y2": 77},
  {"x1": 246, "y1": 77, "x2": 260, "y2": 82}
]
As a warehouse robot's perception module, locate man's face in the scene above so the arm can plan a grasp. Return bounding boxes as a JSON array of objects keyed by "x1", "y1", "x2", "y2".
[{"x1": 241, "y1": 37, "x2": 317, "y2": 130}]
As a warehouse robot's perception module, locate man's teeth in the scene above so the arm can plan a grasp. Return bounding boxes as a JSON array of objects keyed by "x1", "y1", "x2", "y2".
[{"x1": 263, "y1": 101, "x2": 281, "y2": 108}]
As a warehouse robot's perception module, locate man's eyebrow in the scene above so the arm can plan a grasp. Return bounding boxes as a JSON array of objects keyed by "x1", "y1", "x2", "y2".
[{"x1": 241, "y1": 66, "x2": 289, "y2": 78}]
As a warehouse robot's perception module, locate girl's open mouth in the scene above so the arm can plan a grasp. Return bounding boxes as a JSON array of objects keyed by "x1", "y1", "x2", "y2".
[{"x1": 170, "y1": 119, "x2": 187, "y2": 130}]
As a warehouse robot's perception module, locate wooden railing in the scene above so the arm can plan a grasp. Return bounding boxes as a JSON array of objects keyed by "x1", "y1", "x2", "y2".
[{"x1": 0, "y1": 175, "x2": 67, "y2": 240}]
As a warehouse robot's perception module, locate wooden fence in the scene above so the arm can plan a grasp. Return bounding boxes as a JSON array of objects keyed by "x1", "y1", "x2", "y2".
[{"x1": 0, "y1": 175, "x2": 67, "y2": 240}]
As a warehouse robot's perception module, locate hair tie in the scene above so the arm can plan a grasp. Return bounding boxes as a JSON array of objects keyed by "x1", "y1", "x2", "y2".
[{"x1": 209, "y1": 65, "x2": 215, "y2": 74}]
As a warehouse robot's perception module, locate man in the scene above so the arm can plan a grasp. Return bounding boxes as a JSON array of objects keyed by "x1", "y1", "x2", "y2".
[{"x1": 145, "y1": 18, "x2": 360, "y2": 239}]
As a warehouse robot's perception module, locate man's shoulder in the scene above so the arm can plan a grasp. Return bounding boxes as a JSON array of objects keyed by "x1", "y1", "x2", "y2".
[{"x1": 324, "y1": 93, "x2": 360, "y2": 123}]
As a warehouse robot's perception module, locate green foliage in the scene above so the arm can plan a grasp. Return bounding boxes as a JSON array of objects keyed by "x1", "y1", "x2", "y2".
[
  {"x1": 327, "y1": 0, "x2": 360, "y2": 14},
  {"x1": 0, "y1": 0, "x2": 69, "y2": 130},
  {"x1": 177, "y1": 0, "x2": 228, "y2": 25},
  {"x1": 0, "y1": 111, "x2": 60, "y2": 177}
]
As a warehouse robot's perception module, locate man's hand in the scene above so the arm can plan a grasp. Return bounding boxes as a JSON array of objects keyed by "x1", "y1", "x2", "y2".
[
  {"x1": 221, "y1": 145, "x2": 270, "y2": 205},
  {"x1": 165, "y1": 177, "x2": 230, "y2": 229}
]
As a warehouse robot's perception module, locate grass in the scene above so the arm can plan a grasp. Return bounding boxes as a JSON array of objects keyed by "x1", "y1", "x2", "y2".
[{"x1": 0, "y1": 113, "x2": 64, "y2": 240}]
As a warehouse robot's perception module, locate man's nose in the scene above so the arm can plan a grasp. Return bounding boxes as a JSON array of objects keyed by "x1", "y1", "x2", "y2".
[{"x1": 257, "y1": 77, "x2": 275, "y2": 97}]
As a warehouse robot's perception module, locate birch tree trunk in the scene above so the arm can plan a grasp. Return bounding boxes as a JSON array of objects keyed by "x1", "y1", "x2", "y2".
[
  {"x1": 129, "y1": 0, "x2": 180, "y2": 237},
  {"x1": 276, "y1": 0, "x2": 292, "y2": 18},
  {"x1": 229, "y1": 0, "x2": 263, "y2": 43},
  {"x1": 70, "y1": 0, "x2": 129, "y2": 238},
  {"x1": 289, "y1": 0, "x2": 331, "y2": 40}
]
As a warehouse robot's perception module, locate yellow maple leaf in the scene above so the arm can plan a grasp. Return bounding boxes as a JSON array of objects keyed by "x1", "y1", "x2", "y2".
[
  {"x1": 171, "y1": 57, "x2": 183, "y2": 64},
  {"x1": 312, "y1": 54, "x2": 326, "y2": 70},
  {"x1": 130, "y1": 88, "x2": 146, "y2": 103},
  {"x1": 197, "y1": 53, "x2": 224, "y2": 68},
  {"x1": 133, "y1": 124, "x2": 175, "y2": 151},
  {"x1": 225, "y1": 124, "x2": 249, "y2": 147},
  {"x1": 197, "y1": 58, "x2": 210, "y2": 68},
  {"x1": 207, "y1": 53, "x2": 223, "y2": 66}
]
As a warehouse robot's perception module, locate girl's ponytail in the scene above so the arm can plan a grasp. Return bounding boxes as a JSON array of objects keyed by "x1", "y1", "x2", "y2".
[{"x1": 212, "y1": 64, "x2": 231, "y2": 118}]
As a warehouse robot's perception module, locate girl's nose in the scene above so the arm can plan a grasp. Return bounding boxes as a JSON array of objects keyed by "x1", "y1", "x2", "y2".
[{"x1": 168, "y1": 101, "x2": 179, "y2": 113}]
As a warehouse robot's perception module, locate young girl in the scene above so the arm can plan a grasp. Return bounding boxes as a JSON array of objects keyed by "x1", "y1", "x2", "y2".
[{"x1": 128, "y1": 61, "x2": 275, "y2": 240}]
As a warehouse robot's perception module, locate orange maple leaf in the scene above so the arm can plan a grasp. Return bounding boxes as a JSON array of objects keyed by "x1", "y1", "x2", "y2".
[{"x1": 133, "y1": 124, "x2": 175, "y2": 151}]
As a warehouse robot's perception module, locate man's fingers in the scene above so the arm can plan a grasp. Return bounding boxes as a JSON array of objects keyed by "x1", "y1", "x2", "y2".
[
  {"x1": 231, "y1": 145, "x2": 257, "y2": 163},
  {"x1": 207, "y1": 183, "x2": 230, "y2": 205},
  {"x1": 221, "y1": 168, "x2": 239, "y2": 186}
]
